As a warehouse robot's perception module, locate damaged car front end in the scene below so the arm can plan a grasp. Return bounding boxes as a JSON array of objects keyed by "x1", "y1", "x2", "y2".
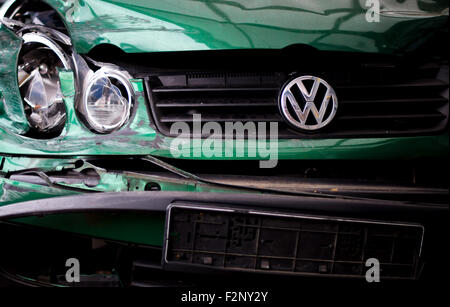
[{"x1": 0, "y1": 0, "x2": 448, "y2": 287}]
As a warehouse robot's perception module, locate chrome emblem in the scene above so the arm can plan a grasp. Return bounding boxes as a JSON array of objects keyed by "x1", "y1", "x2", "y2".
[{"x1": 279, "y1": 75, "x2": 338, "y2": 130}]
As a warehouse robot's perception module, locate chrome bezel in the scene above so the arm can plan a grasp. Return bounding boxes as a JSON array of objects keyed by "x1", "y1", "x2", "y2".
[
  {"x1": 0, "y1": 0, "x2": 18, "y2": 21},
  {"x1": 81, "y1": 67, "x2": 134, "y2": 133},
  {"x1": 21, "y1": 32, "x2": 71, "y2": 70}
]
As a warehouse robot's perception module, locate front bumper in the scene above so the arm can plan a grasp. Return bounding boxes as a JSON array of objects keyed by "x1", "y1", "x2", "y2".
[{"x1": 0, "y1": 190, "x2": 448, "y2": 285}]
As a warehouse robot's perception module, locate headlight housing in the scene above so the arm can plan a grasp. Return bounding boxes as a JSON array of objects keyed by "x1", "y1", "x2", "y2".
[
  {"x1": 18, "y1": 32, "x2": 72, "y2": 137},
  {"x1": 81, "y1": 67, "x2": 134, "y2": 133}
]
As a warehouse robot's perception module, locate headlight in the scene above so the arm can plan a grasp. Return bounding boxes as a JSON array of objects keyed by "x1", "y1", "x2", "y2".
[
  {"x1": 81, "y1": 67, "x2": 134, "y2": 133},
  {"x1": 18, "y1": 32, "x2": 71, "y2": 137}
]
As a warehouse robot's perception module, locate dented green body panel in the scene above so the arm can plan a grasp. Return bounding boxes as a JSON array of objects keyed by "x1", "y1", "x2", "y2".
[
  {"x1": 0, "y1": 155, "x2": 242, "y2": 245},
  {"x1": 0, "y1": 26, "x2": 27, "y2": 134},
  {"x1": 45, "y1": 0, "x2": 448, "y2": 54}
]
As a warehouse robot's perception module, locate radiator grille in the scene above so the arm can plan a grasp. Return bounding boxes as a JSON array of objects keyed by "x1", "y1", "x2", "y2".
[
  {"x1": 146, "y1": 62, "x2": 448, "y2": 138},
  {"x1": 165, "y1": 206, "x2": 424, "y2": 279}
]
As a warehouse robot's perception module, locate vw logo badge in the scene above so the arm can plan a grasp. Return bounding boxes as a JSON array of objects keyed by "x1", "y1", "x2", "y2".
[{"x1": 279, "y1": 75, "x2": 338, "y2": 131}]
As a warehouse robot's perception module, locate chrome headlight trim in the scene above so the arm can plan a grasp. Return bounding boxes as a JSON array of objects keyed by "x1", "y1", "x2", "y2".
[
  {"x1": 0, "y1": 0, "x2": 17, "y2": 21},
  {"x1": 21, "y1": 32, "x2": 71, "y2": 70},
  {"x1": 81, "y1": 67, "x2": 134, "y2": 133}
]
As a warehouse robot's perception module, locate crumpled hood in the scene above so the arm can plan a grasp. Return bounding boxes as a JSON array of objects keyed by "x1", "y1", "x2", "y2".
[{"x1": 39, "y1": 0, "x2": 448, "y2": 54}]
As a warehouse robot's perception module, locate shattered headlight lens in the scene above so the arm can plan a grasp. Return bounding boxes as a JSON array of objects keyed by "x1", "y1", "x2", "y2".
[
  {"x1": 18, "y1": 32, "x2": 71, "y2": 137},
  {"x1": 82, "y1": 68, "x2": 134, "y2": 133}
]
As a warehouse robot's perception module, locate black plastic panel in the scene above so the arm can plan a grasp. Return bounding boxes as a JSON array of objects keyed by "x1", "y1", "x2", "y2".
[{"x1": 164, "y1": 205, "x2": 424, "y2": 279}]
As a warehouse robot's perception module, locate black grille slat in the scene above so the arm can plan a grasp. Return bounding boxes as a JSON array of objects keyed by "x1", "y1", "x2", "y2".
[
  {"x1": 339, "y1": 113, "x2": 446, "y2": 121},
  {"x1": 146, "y1": 60, "x2": 448, "y2": 138},
  {"x1": 334, "y1": 78, "x2": 447, "y2": 89},
  {"x1": 160, "y1": 115, "x2": 283, "y2": 123},
  {"x1": 155, "y1": 96, "x2": 277, "y2": 108},
  {"x1": 156, "y1": 102, "x2": 276, "y2": 108},
  {"x1": 341, "y1": 97, "x2": 447, "y2": 105},
  {"x1": 152, "y1": 87, "x2": 280, "y2": 93}
]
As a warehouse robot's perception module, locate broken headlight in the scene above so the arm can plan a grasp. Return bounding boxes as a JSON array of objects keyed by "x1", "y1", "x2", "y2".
[
  {"x1": 80, "y1": 67, "x2": 134, "y2": 134},
  {"x1": 18, "y1": 32, "x2": 71, "y2": 137}
]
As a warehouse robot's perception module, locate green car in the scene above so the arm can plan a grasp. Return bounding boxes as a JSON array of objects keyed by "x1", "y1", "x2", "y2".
[{"x1": 0, "y1": 0, "x2": 448, "y2": 287}]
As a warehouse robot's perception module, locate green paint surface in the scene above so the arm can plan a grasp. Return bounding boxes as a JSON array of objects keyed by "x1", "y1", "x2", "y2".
[
  {"x1": 0, "y1": 178, "x2": 79, "y2": 206},
  {"x1": 12, "y1": 212, "x2": 166, "y2": 246},
  {"x1": 42, "y1": 0, "x2": 448, "y2": 54},
  {"x1": 0, "y1": 25, "x2": 29, "y2": 134},
  {"x1": 0, "y1": 155, "x2": 245, "y2": 246}
]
